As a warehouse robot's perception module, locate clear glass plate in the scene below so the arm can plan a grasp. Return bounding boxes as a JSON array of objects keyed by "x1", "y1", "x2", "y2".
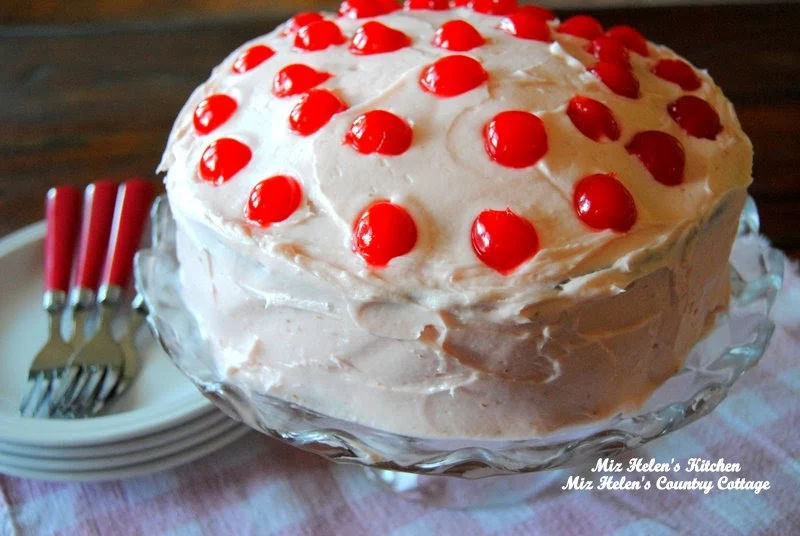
[{"x1": 135, "y1": 196, "x2": 784, "y2": 507}]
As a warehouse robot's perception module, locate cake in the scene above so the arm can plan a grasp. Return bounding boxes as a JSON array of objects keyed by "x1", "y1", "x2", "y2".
[{"x1": 159, "y1": 0, "x2": 752, "y2": 439}]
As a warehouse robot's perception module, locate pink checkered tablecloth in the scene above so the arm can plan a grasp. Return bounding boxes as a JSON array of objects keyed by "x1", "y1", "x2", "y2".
[{"x1": 1, "y1": 255, "x2": 798, "y2": 535}]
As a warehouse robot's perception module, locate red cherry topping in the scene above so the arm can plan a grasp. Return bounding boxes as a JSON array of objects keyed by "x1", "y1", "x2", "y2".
[
  {"x1": 405, "y1": 0, "x2": 449, "y2": 9},
  {"x1": 344, "y1": 110, "x2": 413, "y2": 156},
  {"x1": 573, "y1": 173, "x2": 637, "y2": 232},
  {"x1": 193, "y1": 95, "x2": 237, "y2": 135},
  {"x1": 498, "y1": 12, "x2": 552, "y2": 42},
  {"x1": 626, "y1": 131, "x2": 685, "y2": 186},
  {"x1": 273, "y1": 64, "x2": 332, "y2": 98},
  {"x1": 353, "y1": 202, "x2": 417, "y2": 267},
  {"x1": 604, "y1": 25, "x2": 649, "y2": 57},
  {"x1": 515, "y1": 5, "x2": 557, "y2": 22},
  {"x1": 452, "y1": 0, "x2": 469, "y2": 5},
  {"x1": 339, "y1": 0, "x2": 400, "y2": 18},
  {"x1": 433, "y1": 20, "x2": 485, "y2": 51},
  {"x1": 652, "y1": 59, "x2": 701, "y2": 91},
  {"x1": 557, "y1": 15, "x2": 603, "y2": 40},
  {"x1": 567, "y1": 96, "x2": 620, "y2": 142},
  {"x1": 471, "y1": 209, "x2": 539, "y2": 274},
  {"x1": 350, "y1": 21, "x2": 411, "y2": 55},
  {"x1": 246, "y1": 176, "x2": 303, "y2": 227},
  {"x1": 283, "y1": 12, "x2": 325, "y2": 35},
  {"x1": 667, "y1": 96, "x2": 722, "y2": 140},
  {"x1": 587, "y1": 36, "x2": 630, "y2": 68},
  {"x1": 199, "y1": 138, "x2": 252, "y2": 185},
  {"x1": 294, "y1": 20, "x2": 346, "y2": 51},
  {"x1": 289, "y1": 89, "x2": 348, "y2": 136},
  {"x1": 484, "y1": 111, "x2": 548, "y2": 168},
  {"x1": 470, "y1": 0, "x2": 518, "y2": 15},
  {"x1": 232, "y1": 45, "x2": 275, "y2": 74},
  {"x1": 419, "y1": 55, "x2": 488, "y2": 97},
  {"x1": 589, "y1": 61, "x2": 640, "y2": 99}
]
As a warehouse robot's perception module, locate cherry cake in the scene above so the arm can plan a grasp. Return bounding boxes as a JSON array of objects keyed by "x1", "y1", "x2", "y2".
[{"x1": 159, "y1": 0, "x2": 752, "y2": 438}]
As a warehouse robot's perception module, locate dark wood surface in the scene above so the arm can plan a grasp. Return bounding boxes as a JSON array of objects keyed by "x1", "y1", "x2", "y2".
[
  {"x1": 0, "y1": 0, "x2": 333, "y2": 25},
  {"x1": 1, "y1": 4, "x2": 798, "y2": 257}
]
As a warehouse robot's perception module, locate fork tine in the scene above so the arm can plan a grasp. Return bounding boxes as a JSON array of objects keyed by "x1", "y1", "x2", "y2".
[
  {"x1": 70, "y1": 368, "x2": 109, "y2": 418},
  {"x1": 19, "y1": 376, "x2": 41, "y2": 416},
  {"x1": 32, "y1": 371, "x2": 62, "y2": 418},
  {"x1": 48, "y1": 366, "x2": 85, "y2": 417},
  {"x1": 58, "y1": 370, "x2": 91, "y2": 417},
  {"x1": 74, "y1": 366, "x2": 119, "y2": 418},
  {"x1": 97, "y1": 367, "x2": 122, "y2": 403},
  {"x1": 43, "y1": 365, "x2": 79, "y2": 415},
  {"x1": 20, "y1": 375, "x2": 47, "y2": 418},
  {"x1": 87, "y1": 366, "x2": 124, "y2": 417}
]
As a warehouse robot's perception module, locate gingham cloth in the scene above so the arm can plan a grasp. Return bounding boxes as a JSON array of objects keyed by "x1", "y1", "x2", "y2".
[{"x1": 1, "y1": 253, "x2": 798, "y2": 536}]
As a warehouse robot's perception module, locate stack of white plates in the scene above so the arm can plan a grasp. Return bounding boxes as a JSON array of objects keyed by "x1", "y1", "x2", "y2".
[{"x1": 0, "y1": 222, "x2": 250, "y2": 482}]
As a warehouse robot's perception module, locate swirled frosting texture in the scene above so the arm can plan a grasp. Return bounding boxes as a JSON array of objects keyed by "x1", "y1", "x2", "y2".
[{"x1": 161, "y1": 6, "x2": 752, "y2": 438}]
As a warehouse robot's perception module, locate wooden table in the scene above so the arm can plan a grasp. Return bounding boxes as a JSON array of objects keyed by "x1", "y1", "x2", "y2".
[{"x1": 2, "y1": 3, "x2": 798, "y2": 257}]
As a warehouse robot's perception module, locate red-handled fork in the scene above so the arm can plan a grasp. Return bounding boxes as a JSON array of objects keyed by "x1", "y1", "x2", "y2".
[
  {"x1": 19, "y1": 186, "x2": 82, "y2": 417},
  {"x1": 49, "y1": 178, "x2": 156, "y2": 418},
  {"x1": 69, "y1": 180, "x2": 118, "y2": 348}
]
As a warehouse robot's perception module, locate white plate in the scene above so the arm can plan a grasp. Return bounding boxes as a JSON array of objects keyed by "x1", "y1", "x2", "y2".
[
  {"x1": 0, "y1": 418, "x2": 244, "y2": 471},
  {"x1": 0, "y1": 222, "x2": 214, "y2": 446},
  {"x1": 0, "y1": 409, "x2": 231, "y2": 459},
  {"x1": 0, "y1": 428, "x2": 253, "y2": 482}
]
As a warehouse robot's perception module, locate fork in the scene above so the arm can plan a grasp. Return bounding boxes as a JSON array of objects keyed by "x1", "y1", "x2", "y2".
[
  {"x1": 49, "y1": 179, "x2": 155, "y2": 418},
  {"x1": 68, "y1": 180, "x2": 119, "y2": 349},
  {"x1": 89, "y1": 293, "x2": 148, "y2": 416},
  {"x1": 46, "y1": 180, "x2": 119, "y2": 418},
  {"x1": 19, "y1": 186, "x2": 82, "y2": 418}
]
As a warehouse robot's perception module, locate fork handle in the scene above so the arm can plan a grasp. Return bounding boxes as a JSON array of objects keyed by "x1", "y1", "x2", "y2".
[
  {"x1": 44, "y1": 185, "x2": 82, "y2": 306},
  {"x1": 99, "y1": 178, "x2": 156, "y2": 305},
  {"x1": 71, "y1": 180, "x2": 118, "y2": 298}
]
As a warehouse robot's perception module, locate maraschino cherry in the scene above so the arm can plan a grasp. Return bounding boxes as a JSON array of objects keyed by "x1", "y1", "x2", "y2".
[
  {"x1": 289, "y1": 89, "x2": 348, "y2": 136},
  {"x1": 350, "y1": 21, "x2": 411, "y2": 55},
  {"x1": 294, "y1": 20, "x2": 346, "y2": 51},
  {"x1": 557, "y1": 15, "x2": 603, "y2": 40},
  {"x1": 587, "y1": 36, "x2": 630, "y2": 68},
  {"x1": 246, "y1": 176, "x2": 303, "y2": 226},
  {"x1": 283, "y1": 12, "x2": 324, "y2": 35},
  {"x1": 590, "y1": 61, "x2": 640, "y2": 98},
  {"x1": 353, "y1": 201, "x2": 418, "y2": 267},
  {"x1": 272, "y1": 65, "x2": 332, "y2": 98},
  {"x1": 515, "y1": 5, "x2": 557, "y2": 22},
  {"x1": 499, "y1": 11, "x2": 552, "y2": 42},
  {"x1": 232, "y1": 45, "x2": 275, "y2": 74},
  {"x1": 404, "y1": 0, "x2": 449, "y2": 9},
  {"x1": 668, "y1": 96, "x2": 723, "y2": 139},
  {"x1": 419, "y1": 55, "x2": 488, "y2": 97},
  {"x1": 605, "y1": 25, "x2": 649, "y2": 56},
  {"x1": 193, "y1": 95, "x2": 237, "y2": 135},
  {"x1": 626, "y1": 131, "x2": 685, "y2": 186},
  {"x1": 469, "y1": 0, "x2": 518, "y2": 15},
  {"x1": 567, "y1": 96, "x2": 620, "y2": 142},
  {"x1": 433, "y1": 20, "x2": 485, "y2": 51},
  {"x1": 653, "y1": 59, "x2": 702, "y2": 91},
  {"x1": 339, "y1": 0, "x2": 400, "y2": 18},
  {"x1": 484, "y1": 111, "x2": 548, "y2": 168},
  {"x1": 344, "y1": 110, "x2": 413, "y2": 156},
  {"x1": 199, "y1": 138, "x2": 252, "y2": 185},
  {"x1": 573, "y1": 173, "x2": 637, "y2": 232},
  {"x1": 471, "y1": 209, "x2": 539, "y2": 274}
]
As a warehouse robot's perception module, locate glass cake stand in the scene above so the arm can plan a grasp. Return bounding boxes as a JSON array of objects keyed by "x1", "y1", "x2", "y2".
[{"x1": 135, "y1": 196, "x2": 784, "y2": 508}]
